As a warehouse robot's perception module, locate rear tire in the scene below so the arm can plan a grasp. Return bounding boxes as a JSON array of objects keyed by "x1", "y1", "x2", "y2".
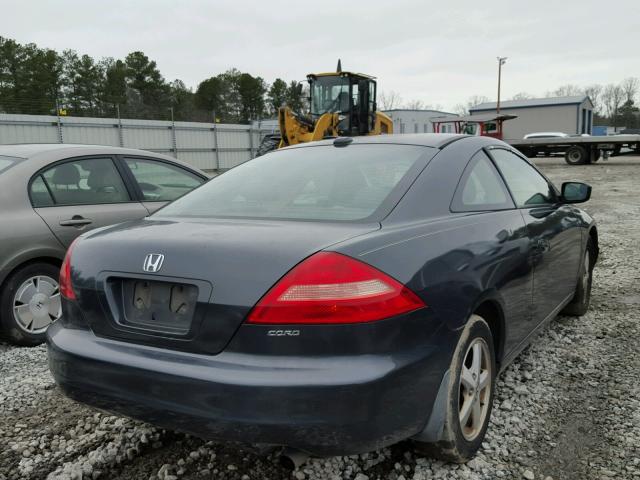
[
  {"x1": 565, "y1": 146, "x2": 588, "y2": 165},
  {"x1": 0, "y1": 262, "x2": 62, "y2": 346},
  {"x1": 256, "y1": 134, "x2": 281, "y2": 157},
  {"x1": 561, "y1": 239, "x2": 594, "y2": 316},
  {"x1": 414, "y1": 315, "x2": 495, "y2": 463}
]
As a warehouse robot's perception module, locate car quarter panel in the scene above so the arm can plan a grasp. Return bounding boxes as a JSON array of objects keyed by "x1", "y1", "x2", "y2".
[
  {"x1": 336, "y1": 212, "x2": 532, "y2": 363},
  {"x1": 0, "y1": 162, "x2": 66, "y2": 286},
  {"x1": 334, "y1": 138, "x2": 534, "y2": 361},
  {"x1": 0, "y1": 208, "x2": 66, "y2": 285}
]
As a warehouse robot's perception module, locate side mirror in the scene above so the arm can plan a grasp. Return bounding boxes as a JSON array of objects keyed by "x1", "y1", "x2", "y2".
[{"x1": 561, "y1": 182, "x2": 591, "y2": 204}]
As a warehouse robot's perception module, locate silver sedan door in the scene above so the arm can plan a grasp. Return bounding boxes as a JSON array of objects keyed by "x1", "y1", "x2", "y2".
[{"x1": 31, "y1": 156, "x2": 149, "y2": 247}]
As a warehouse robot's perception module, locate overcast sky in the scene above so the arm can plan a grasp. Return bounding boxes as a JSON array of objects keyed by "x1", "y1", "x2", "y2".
[{"x1": 3, "y1": 0, "x2": 639, "y2": 111}]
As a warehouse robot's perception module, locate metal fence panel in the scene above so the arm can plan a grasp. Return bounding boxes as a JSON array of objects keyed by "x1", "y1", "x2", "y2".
[
  {"x1": 219, "y1": 150, "x2": 251, "y2": 170},
  {"x1": 0, "y1": 113, "x2": 272, "y2": 171},
  {"x1": 216, "y1": 128, "x2": 251, "y2": 150},
  {"x1": 122, "y1": 124, "x2": 173, "y2": 150},
  {"x1": 62, "y1": 119, "x2": 120, "y2": 146},
  {"x1": 176, "y1": 150, "x2": 217, "y2": 171},
  {"x1": 175, "y1": 127, "x2": 216, "y2": 150},
  {"x1": 0, "y1": 116, "x2": 59, "y2": 144}
]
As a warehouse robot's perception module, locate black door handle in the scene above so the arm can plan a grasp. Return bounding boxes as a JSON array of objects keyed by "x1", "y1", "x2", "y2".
[{"x1": 59, "y1": 216, "x2": 93, "y2": 227}]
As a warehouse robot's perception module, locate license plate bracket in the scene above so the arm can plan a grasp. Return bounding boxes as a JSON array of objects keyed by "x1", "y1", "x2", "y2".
[{"x1": 117, "y1": 278, "x2": 199, "y2": 335}]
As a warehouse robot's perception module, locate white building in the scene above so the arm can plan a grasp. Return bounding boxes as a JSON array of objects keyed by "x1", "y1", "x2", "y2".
[
  {"x1": 469, "y1": 96, "x2": 594, "y2": 141},
  {"x1": 382, "y1": 109, "x2": 459, "y2": 134}
]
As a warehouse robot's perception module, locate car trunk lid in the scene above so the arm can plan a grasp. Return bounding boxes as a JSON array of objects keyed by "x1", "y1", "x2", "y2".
[{"x1": 71, "y1": 217, "x2": 379, "y2": 354}]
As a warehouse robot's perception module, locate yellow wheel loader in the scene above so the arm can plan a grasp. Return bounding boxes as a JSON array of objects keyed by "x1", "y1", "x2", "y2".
[{"x1": 257, "y1": 61, "x2": 393, "y2": 156}]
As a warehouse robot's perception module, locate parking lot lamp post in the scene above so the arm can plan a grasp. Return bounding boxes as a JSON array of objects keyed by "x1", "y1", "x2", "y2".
[{"x1": 496, "y1": 57, "x2": 507, "y2": 114}]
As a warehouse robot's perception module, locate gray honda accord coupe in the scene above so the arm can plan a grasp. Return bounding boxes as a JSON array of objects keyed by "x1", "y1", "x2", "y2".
[
  {"x1": 0, "y1": 144, "x2": 207, "y2": 346},
  {"x1": 47, "y1": 134, "x2": 597, "y2": 462}
]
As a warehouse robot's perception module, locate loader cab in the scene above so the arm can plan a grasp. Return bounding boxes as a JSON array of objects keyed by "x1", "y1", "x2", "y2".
[{"x1": 308, "y1": 72, "x2": 377, "y2": 136}]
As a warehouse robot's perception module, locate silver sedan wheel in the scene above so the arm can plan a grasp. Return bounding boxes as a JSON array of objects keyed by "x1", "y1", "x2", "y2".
[
  {"x1": 12, "y1": 275, "x2": 61, "y2": 334},
  {"x1": 458, "y1": 338, "x2": 492, "y2": 441}
]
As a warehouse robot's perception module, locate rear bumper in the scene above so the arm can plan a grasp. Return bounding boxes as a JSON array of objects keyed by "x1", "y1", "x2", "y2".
[{"x1": 47, "y1": 322, "x2": 451, "y2": 455}]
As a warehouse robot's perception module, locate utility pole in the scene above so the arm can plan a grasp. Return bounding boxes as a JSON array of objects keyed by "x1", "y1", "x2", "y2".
[
  {"x1": 116, "y1": 104, "x2": 124, "y2": 147},
  {"x1": 55, "y1": 97, "x2": 64, "y2": 144},
  {"x1": 496, "y1": 57, "x2": 507, "y2": 114},
  {"x1": 169, "y1": 106, "x2": 177, "y2": 158},
  {"x1": 212, "y1": 110, "x2": 220, "y2": 171}
]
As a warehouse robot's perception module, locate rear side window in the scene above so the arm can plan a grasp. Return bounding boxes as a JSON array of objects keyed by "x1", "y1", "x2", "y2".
[
  {"x1": 124, "y1": 158, "x2": 203, "y2": 202},
  {"x1": 491, "y1": 149, "x2": 557, "y2": 207},
  {"x1": 30, "y1": 176, "x2": 55, "y2": 207},
  {"x1": 452, "y1": 151, "x2": 514, "y2": 212},
  {"x1": 34, "y1": 157, "x2": 130, "y2": 206},
  {"x1": 157, "y1": 144, "x2": 429, "y2": 221}
]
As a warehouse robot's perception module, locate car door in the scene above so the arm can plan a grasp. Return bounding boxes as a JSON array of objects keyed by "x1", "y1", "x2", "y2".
[
  {"x1": 489, "y1": 148, "x2": 583, "y2": 324},
  {"x1": 120, "y1": 157, "x2": 205, "y2": 214},
  {"x1": 451, "y1": 150, "x2": 533, "y2": 354},
  {"x1": 30, "y1": 156, "x2": 149, "y2": 247}
]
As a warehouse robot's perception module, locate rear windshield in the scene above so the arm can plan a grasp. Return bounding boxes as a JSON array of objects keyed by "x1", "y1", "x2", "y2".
[
  {"x1": 157, "y1": 144, "x2": 428, "y2": 221},
  {"x1": 0, "y1": 155, "x2": 20, "y2": 174}
]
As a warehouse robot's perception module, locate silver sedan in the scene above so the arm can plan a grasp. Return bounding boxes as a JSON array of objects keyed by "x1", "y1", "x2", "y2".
[{"x1": 0, "y1": 144, "x2": 207, "y2": 346}]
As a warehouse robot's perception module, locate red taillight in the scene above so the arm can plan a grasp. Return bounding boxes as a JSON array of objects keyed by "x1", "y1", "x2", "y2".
[
  {"x1": 247, "y1": 252, "x2": 425, "y2": 325},
  {"x1": 59, "y1": 239, "x2": 79, "y2": 300}
]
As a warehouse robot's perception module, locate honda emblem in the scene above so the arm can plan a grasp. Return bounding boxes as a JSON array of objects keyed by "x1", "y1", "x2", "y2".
[{"x1": 143, "y1": 253, "x2": 164, "y2": 273}]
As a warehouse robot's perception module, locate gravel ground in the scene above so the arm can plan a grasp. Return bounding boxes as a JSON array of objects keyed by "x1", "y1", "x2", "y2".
[{"x1": 1, "y1": 155, "x2": 639, "y2": 480}]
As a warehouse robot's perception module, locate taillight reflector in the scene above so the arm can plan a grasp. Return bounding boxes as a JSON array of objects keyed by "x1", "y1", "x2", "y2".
[
  {"x1": 247, "y1": 252, "x2": 425, "y2": 325},
  {"x1": 59, "y1": 238, "x2": 79, "y2": 300}
]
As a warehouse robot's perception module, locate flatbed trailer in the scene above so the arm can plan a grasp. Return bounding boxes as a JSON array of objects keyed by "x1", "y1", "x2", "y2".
[
  {"x1": 508, "y1": 134, "x2": 640, "y2": 165},
  {"x1": 430, "y1": 114, "x2": 640, "y2": 165}
]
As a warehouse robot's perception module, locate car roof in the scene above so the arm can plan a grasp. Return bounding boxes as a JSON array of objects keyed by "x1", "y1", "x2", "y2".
[
  {"x1": 0, "y1": 143, "x2": 176, "y2": 161},
  {"x1": 0, "y1": 143, "x2": 205, "y2": 175},
  {"x1": 285, "y1": 133, "x2": 468, "y2": 150}
]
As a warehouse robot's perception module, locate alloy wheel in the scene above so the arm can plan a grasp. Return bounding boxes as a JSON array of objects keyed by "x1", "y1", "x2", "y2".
[
  {"x1": 12, "y1": 275, "x2": 62, "y2": 334},
  {"x1": 458, "y1": 338, "x2": 492, "y2": 441}
]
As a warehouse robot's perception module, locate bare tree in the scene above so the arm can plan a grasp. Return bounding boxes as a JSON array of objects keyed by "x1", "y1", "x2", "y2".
[
  {"x1": 452, "y1": 95, "x2": 490, "y2": 116},
  {"x1": 584, "y1": 84, "x2": 603, "y2": 115},
  {"x1": 511, "y1": 92, "x2": 533, "y2": 100},
  {"x1": 404, "y1": 99, "x2": 425, "y2": 110},
  {"x1": 620, "y1": 77, "x2": 639, "y2": 104},
  {"x1": 378, "y1": 90, "x2": 402, "y2": 110},
  {"x1": 467, "y1": 95, "x2": 490, "y2": 111},
  {"x1": 602, "y1": 83, "x2": 624, "y2": 129},
  {"x1": 453, "y1": 103, "x2": 468, "y2": 115},
  {"x1": 550, "y1": 84, "x2": 583, "y2": 97}
]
